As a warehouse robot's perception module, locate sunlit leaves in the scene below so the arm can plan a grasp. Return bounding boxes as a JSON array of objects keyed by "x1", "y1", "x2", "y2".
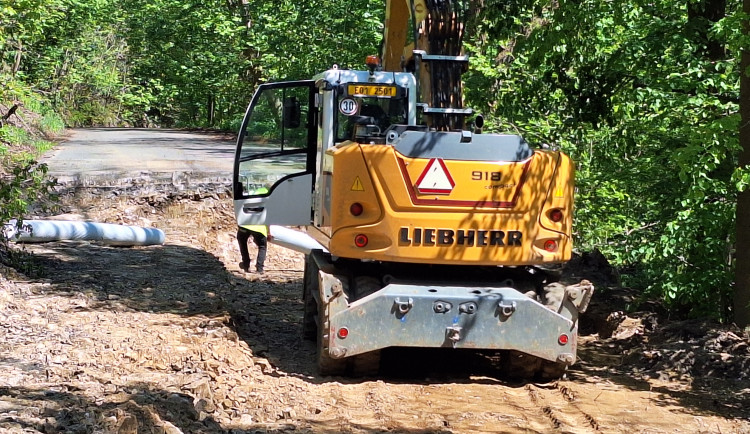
[{"x1": 465, "y1": 0, "x2": 740, "y2": 319}]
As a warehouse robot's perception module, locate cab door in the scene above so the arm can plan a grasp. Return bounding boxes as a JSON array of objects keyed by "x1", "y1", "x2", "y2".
[{"x1": 233, "y1": 81, "x2": 317, "y2": 226}]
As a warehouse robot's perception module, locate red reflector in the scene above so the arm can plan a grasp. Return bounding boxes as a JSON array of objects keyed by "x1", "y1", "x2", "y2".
[
  {"x1": 337, "y1": 327, "x2": 349, "y2": 339},
  {"x1": 544, "y1": 240, "x2": 558, "y2": 252},
  {"x1": 350, "y1": 202, "x2": 363, "y2": 216},
  {"x1": 549, "y1": 209, "x2": 563, "y2": 223},
  {"x1": 558, "y1": 334, "x2": 569, "y2": 345},
  {"x1": 354, "y1": 234, "x2": 368, "y2": 247}
]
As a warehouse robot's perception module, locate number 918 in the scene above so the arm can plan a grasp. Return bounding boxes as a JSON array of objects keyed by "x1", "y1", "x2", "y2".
[{"x1": 472, "y1": 171, "x2": 502, "y2": 181}]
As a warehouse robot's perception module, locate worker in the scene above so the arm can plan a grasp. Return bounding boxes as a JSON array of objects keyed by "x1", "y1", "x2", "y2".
[
  {"x1": 237, "y1": 185, "x2": 270, "y2": 274},
  {"x1": 237, "y1": 224, "x2": 269, "y2": 274}
]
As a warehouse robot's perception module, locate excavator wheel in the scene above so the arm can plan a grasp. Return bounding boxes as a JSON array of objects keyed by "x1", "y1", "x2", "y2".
[
  {"x1": 538, "y1": 282, "x2": 572, "y2": 380},
  {"x1": 501, "y1": 350, "x2": 543, "y2": 379},
  {"x1": 350, "y1": 350, "x2": 381, "y2": 377},
  {"x1": 301, "y1": 255, "x2": 318, "y2": 341},
  {"x1": 540, "y1": 360, "x2": 568, "y2": 380},
  {"x1": 314, "y1": 272, "x2": 381, "y2": 377},
  {"x1": 352, "y1": 275, "x2": 382, "y2": 301},
  {"x1": 501, "y1": 282, "x2": 571, "y2": 381},
  {"x1": 315, "y1": 303, "x2": 381, "y2": 377},
  {"x1": 501, "y1": 351, "x2": 567, "y2": 381}
]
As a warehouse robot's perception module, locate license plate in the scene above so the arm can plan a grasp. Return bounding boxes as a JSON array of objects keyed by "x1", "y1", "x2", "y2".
[{"x1": 348, "y1": 84, "x2": 397, "y2": 97}]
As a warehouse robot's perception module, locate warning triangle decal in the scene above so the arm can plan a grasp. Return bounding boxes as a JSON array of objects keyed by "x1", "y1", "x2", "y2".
[
  {"x1": 351, "y1": 176, "x2": 365, "y2": 191},
  {"x1": 415, "y1": 158, "x2": 455, "y2": 194}
]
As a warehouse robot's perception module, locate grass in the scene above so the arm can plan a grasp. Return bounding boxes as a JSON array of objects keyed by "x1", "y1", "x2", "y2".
[
  {"x1": 39, "y1": 111, "x2": 66, "y2": 134},
  {"x1": 0, "y1": 125, "x2": 30, "y2": 146}
]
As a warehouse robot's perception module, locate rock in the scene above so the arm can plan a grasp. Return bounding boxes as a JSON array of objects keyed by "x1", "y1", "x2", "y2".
[
  {"x1": 194, "y1": 397, "x2": 216, "y2": 413},
  {"x1": 238, "y1": 414, "x2": 254, "y2": 427},
  {"x1": 116, "y1": 413, "x2": 138, "y2": 434}
]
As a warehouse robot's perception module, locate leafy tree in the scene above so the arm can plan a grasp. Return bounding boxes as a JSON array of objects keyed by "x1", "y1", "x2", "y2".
[{"x1": 464, "y1": 0, "x2": 741, "y2": 319}]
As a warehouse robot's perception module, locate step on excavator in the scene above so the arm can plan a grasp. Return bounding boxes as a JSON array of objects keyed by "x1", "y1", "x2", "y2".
[{"x1": 233, "y1": 0, "x2": 594, "y2": 378}]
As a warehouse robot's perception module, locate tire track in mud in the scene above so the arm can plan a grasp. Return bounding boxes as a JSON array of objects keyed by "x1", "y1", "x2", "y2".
[
  {"x1": 524, "y1": 382, "x2": 602, "y2": 432},
  {"x1": 554, "y1": 382, "x2": 601, "y2": 431}
]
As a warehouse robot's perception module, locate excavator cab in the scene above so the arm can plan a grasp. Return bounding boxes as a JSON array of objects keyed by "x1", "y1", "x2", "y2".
[{"x1": 233, "y1": 68, "x2": 418, "y2": 229}]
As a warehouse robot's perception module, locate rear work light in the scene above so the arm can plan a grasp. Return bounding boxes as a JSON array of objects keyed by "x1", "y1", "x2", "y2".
[
  {"x1": 549, "y1": 208, "x2": 564, "y2": 223},
  {"x1": 354, "y1": 234, "x2": 368, "y2": 247}
]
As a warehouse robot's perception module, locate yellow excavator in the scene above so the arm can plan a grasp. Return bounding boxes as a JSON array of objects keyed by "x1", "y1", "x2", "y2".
[{"x1": 233, "y1": 0, "x2": 593, "y2": 377}]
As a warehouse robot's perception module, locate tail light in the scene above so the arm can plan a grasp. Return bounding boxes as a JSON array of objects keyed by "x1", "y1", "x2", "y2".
[
  {"x1": 354, "y1": 234, "x2": 369, "y2": 247},
  {"x1": 544, "y1": 240, "x2": 558, "y2": 252},
  {"x1": 549, "y1": 208, "x2": 563, "y2": 223}
]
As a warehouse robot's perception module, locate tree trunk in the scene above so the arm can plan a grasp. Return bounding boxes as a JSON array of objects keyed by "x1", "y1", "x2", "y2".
[
  {"x1": 12, "y1": 39, "x2": 22, "y2": 76},
  {"x1": 687, "y1": 0, "x2": 726, "y2": 60},
  {"x1": 207, "y1": 94, "x2": 215, "y2": 127},
  {"x1": 735, "y1": 0, "x2": 750, "y2": 330}
]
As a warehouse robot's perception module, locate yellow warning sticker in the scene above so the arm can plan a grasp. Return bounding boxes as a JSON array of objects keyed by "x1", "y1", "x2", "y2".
[
  {"x1": 351, "y1": 177, "x2": 365, "y2": 192},
  {"x1": 554, "y1": 187, "x2": 564, "y2": 197}
]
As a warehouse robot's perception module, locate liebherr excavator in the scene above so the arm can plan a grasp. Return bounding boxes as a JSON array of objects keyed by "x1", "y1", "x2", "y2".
[{"x1": 233, "y1": 0, "x2": 594, "y2": 378}]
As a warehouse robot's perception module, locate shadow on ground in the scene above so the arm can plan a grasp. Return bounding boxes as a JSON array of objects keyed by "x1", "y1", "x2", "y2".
[{"x1": 10, "y1": 238, "x2": 750, "y2": 427}]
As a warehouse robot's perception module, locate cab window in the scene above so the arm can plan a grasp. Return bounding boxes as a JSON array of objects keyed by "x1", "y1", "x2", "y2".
[{"x1": 235, "y1": 83, "x2": 315, "y2": 198}]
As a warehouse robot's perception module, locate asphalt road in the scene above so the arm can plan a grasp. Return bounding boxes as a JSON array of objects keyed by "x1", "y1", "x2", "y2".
[{"x1": 42, "y1": 128, "x2": 237, "y2": 185}]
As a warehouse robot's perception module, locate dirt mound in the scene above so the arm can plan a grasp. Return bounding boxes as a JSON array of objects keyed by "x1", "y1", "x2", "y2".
[{"x1": 568, "y1": 250, "x2": 750, "y2": 386}]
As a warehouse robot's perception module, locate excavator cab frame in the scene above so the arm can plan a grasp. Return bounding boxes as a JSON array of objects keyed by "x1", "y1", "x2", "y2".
[{"x1": 233, "y1": 80, "x2": 318, "y2": 226}]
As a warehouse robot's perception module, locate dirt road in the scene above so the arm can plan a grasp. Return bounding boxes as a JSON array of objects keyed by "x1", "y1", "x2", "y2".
[
  {"x1": 41, "y1": 128, "x2": 235, "y2": 184},
  {"x1": 1, "y1": 129, "x2": 749, "y2": 433}
]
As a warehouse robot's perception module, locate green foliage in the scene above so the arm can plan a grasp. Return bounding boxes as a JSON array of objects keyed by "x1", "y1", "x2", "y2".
[
  {"x1": 0, "y1": 76, "x2": 59, "y2": 252},
  {"x1": 465, "y1": 0, "x2": 741, "y2": 319},
  {"x1": 0, "y1": 158, "x2": 55, "y2": 227}
]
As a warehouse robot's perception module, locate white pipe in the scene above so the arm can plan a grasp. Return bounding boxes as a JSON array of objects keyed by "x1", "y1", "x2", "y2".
[
  {"x1": 3, "y1": 220, "x2": 165, "y2": 246},
  {"x1": 268, "y1": 225, "x2": 327, "y2": 255}
]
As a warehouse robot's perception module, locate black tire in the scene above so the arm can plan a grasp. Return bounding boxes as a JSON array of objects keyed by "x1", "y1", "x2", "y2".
[
  {"x1": 351, "y1": 350, "x2": 381, "y2": 377},
  {"x1": 541, "y1": 283, "x2": 574, "y2": 380},
  {"x1": 501, "y1": 350, "x2": 543, "y2": 380},
  {"x1": 540, "y1": 360, "x2": 568, "y2": 380},
  {"x1": 313, "y1": 270, "x2": 382, "y2": 377},
  {"x1": 301, "y1": 256, "x2": 318, "y2": 341}
]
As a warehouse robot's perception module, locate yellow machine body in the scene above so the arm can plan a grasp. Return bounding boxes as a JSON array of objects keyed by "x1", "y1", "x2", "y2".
[{"x1": 314, "y1": 142, "x2": 574, "y2": 266}]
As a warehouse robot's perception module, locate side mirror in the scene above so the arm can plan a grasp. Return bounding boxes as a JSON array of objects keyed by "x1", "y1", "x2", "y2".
[{"x1": 283, "y1": 97, "x2": 301, "y2": 128}]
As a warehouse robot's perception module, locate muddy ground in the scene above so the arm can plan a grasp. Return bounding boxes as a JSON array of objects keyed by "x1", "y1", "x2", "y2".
[{"x1": 1, "y1": 183, "x2": 749, "y2": 433}]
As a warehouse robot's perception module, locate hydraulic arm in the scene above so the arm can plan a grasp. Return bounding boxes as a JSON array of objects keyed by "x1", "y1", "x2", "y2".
[{"x1": 383, "y1": 0, "x2": 468, "y2": 130}]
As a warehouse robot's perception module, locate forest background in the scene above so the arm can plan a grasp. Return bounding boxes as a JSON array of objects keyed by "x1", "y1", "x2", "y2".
[{"x1": 1, "y1": 0, "x2": 748, "y2": 326}]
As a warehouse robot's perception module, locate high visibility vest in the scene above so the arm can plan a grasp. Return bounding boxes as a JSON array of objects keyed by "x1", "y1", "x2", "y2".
[
  {"x1": 240, "y1": 225, "x2": 268, "y2": 237},
  {"x1": 241, "y1": 186, "x2": 269, "y2": 236}
]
